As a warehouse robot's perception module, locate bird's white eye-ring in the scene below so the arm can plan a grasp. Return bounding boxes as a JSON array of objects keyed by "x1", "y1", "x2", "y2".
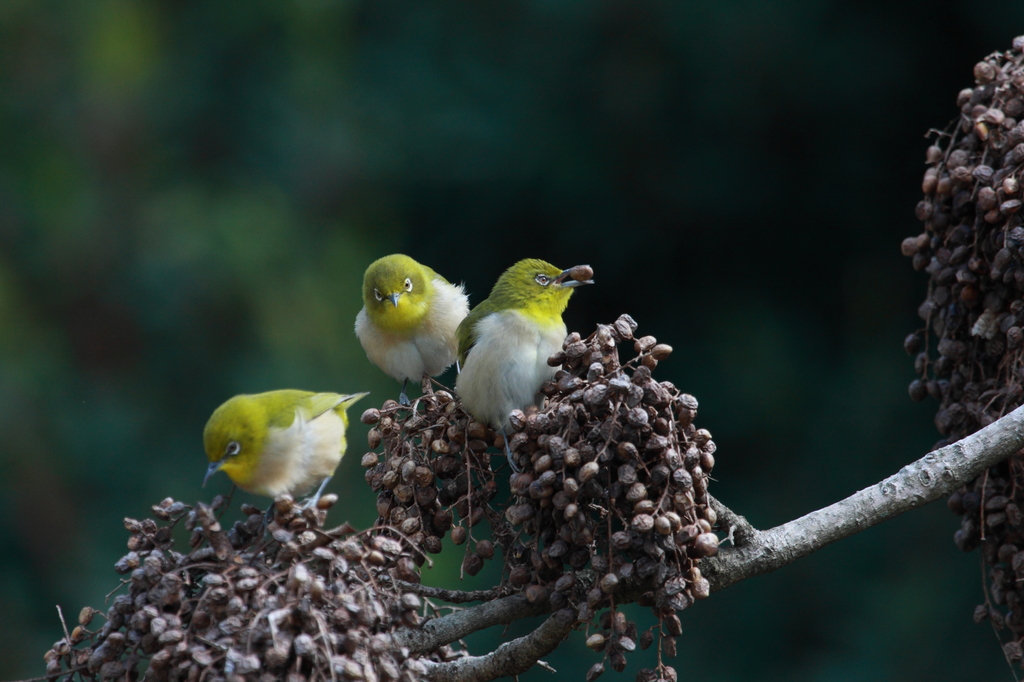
[
  {"x1": 374, "y1": 288, "x2": 383, "y2": 302},
  {"x1": 404, "y1": 278, "x2": 413, "y2": 292},
  {"x1": 535, "y1": 274, "x2": 550, "y2": 286},
  {"x1": 225, "y1": 441, "x2": 241, "y2": 457}
]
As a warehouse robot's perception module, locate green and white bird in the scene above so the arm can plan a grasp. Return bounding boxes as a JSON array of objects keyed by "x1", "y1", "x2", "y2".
[
  {"x1": 203, "y1": 390, "x2": 368, "y2": 507},
  {"x1": 355, "y1": 254, "x2": 469, "y2": 404},
  {"x1": 455, "y1": 259, "x2": 593, "y2": 470}
]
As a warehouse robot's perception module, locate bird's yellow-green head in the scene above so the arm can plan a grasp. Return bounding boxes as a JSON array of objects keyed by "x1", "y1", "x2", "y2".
[
  {"x1": 203, "y1": 393, "x2": 285, "y2": 490},
  {"x1": 486, "y1": 259, "x2": 593, "y2": 322},
  {"x1": 362, "y1": 254, "x2": 436, "y2": 333}
]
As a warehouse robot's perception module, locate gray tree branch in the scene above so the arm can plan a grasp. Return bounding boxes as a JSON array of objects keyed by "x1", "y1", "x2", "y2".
[
  {"x1": 419, "y1": 609, "x2": 575, "y2": 682},
  {"x1": 390, "y1": 404, "x2": 1024, "y2": 682},
  {"x1": 701, "y1": 403, "x2": 1024, "y2": 591},
  {"x1": 393, "y1": 594, "x2": 549, "y2": 654}
]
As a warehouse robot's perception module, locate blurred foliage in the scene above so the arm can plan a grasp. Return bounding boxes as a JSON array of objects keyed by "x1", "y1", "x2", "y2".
[{"x1": 1, "y1": 0, "x2": 1024, "y2": 679}]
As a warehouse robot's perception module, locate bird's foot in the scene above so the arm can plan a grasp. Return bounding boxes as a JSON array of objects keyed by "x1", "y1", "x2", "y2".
[
  {"x1": 501, "y1": 428, "x2": 522, "y2": 474},
  {"x1": 301, "y1": 476, "x2": 332, "y2": 510},
  {"x1": 398, "y1": 378, "x2": 412, "y2": 407}
]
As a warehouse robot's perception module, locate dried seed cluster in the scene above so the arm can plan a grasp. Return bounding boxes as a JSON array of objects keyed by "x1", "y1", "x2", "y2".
[
  {"x1": 903, "y1": 36, "x2": 1024, "y2": 663},
  {"x1": 43, "y1": 495, "x2": 448, "y2": 682},
  {"x1": 361, "y1": 391, "x2": 502, "y2": 577},
  {"x1": 362, "y1": 316, "x2": 717, "y2": 682}
]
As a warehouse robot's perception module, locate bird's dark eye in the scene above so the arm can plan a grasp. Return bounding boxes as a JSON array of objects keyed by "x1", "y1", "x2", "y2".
[
  {"x1": 225, "y1": 441, "x2": 241, "y2": 457},
  {"x1": 535, "y1": 274, "x2": 550, "y2": 286},
  {"x1": 404, "y1": 278, "x2": 413, "y2": 292},
  {"x1": 374, "y1": 289, "x2": 383, "y2": 302}
]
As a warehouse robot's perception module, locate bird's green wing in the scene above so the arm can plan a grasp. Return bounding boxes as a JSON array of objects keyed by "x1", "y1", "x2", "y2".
[
  {"x1": 308, "y1": 392, "x2": 369, "y2": 419},
  {"x1": 306, "y1": 393, "x2": 348, "y2": 419},
  {"x1": 456, "y1": 299, "x2": 499, "y2": 365}
]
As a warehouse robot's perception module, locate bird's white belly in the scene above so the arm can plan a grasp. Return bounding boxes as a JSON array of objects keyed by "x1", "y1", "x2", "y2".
[
  {"x1": 456, "y1": 310, "x2": 565, "y2": 431},
  {"x1": 251, "y1": 410, "x2": 346, "y2": 497},
  {"x1": 354, "y1": 279, "x2": 468, "y2": 382}
]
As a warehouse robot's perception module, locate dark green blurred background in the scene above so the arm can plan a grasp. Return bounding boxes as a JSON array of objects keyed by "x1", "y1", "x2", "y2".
[{"x1": 2, "y1": 1, "x2": 1022, "y2": 679}]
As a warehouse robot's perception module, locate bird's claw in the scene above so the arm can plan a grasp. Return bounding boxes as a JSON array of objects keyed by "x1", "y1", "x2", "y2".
[
  {"x1": 399, "y1": 392, "x2": 411, "y2": 406},
  {"x1": 501, "y1": 429, "x2": 522, "y2": 473}
]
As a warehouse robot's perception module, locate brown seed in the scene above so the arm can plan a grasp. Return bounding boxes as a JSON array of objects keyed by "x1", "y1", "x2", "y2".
[
  {"x1": 693, "y1": 532, "x2": 719, "y2": 557},
  {"x1": 579, "y1": 461, "x2": 600, "y2": 482},
  {"x1": 414, "y1": 466, "x2": 434, "y2": 487},
  {"x1": 1009, "y1": 327, "x2": 1023, "y2": 349},
  {"x1": 360, "y1": 408, "x2": 381, "y2": 425},
  {"x1": 974, "y1": 60, "x2": 997, "y2": 84},
  {"x1": 547, "y1": 350, "x2": 567, "y2": 367},
  {"x1": 978, "y1": 186, "x2": 998, "y2": 210},
  {"x1": 633, "y1": 500, "x2": 655, "y2": 514},
  {"x1": 505, "y1": 503, "x2": 535, "y2": 525},
  {"x1": 634, "y1": 336, "x2": 657, "y2": 353},
  {"x1": 534, "y1": 454, "x2": 553, "y2": 474},
  {"x1": 565, "y1": 341, "x2": 587, "y2": 358},
  {"x1": 509, "y1": 565, "x2": 531, "y2": 585},
  {"x1": 361, "y1": 452, "x2": 379, "y2": 468},
  {"x1": 901, "y1": 236, "x2": 921, "y2": 257},
  {"x1": 599, "y1": 573, "x2": 619, "y2": 593},
  {"x1": 467, "y1": 421, "x2": 488, "y2": 440},
  {"x1": 316, "y1": 493, "x2": 338, "y2": 509},
  {"x1": 462, "y1": 552, "x2": 484, "y2": 576},
  {"x1": 691, "y1": 577, "x2": 711, "y2": 599},
  {"x1": 450, "y1": 526, "x2": 467, "y2": 545},
  {"x1": 568, "y1": 264, "x2": 594, "y2": 282},
  {"x1": 651, "y1": 344, "x2": 673, "y2": 360},
  {"x1": 525, "y1": 584, "x2": 549, "y2": 603},
  {"x1": 632, "y1": 514, "x2": 654, "y2": 532}
]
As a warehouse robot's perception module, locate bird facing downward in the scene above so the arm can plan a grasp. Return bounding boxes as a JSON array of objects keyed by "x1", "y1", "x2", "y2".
[
  {"x1": 355, "y1": 254, "x2": 469, "y2": 404},
  {"x1": 455, "y1": 259, "x2": 593, "y2": 470},
  {"x1": 203, "y1": 390, "x2": 367, "y2": 507}
]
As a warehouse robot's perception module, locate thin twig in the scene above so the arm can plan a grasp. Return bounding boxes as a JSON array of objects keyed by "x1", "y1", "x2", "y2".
[
  {"x1": 55, "y1": 605, "x2": 71, "y2": 646},
  {"x1": 706, "y1": 494, "x2": 757, "y2": 546},
  {"x1": 390, "y1": 580, "x2": 501, "y2": 604}
]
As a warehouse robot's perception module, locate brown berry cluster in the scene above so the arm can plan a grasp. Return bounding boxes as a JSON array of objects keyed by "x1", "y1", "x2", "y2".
[
  {"x1": 360, "y1": 391, "x2": 503, "y2": 577},
  {"x1": 43, "y1": 495, "x2": 449, "y2": 682},
  {"x1": 361, "y1": 316, "x2": 717, "y2": 682},
  {"x1": 903, "y1": 36, "x2": 1024, "y2": 664}
]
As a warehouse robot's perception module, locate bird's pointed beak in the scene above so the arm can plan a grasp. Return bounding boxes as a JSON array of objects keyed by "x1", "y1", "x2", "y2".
[
  {"x1": 554, "y1": 268, "x2": 594, "y2": 288},
  {"x1": 389, "y1": 293, "x2": 401, "y2": 307},
  {"x1": 203, "y1": 461, "x2": 222, "y2": 488}
]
